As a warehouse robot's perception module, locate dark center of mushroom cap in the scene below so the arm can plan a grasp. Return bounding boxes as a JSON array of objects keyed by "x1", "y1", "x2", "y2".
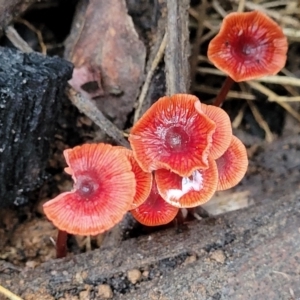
[
  {"x1": 164, "y1": 126, "x2": 189, "y2": 152},
  {"x1": 75, "y1": 175, "x2": 99, "y2": 199},
  {"x1": 232, "y1": 36, "x2": 258, "y2": 59},
  {"x1": 229, "y1": 30, "x2": 269, "y2": 64}
]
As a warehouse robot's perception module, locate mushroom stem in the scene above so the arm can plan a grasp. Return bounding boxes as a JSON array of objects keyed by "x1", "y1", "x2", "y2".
[
  {"x1": 213, "y1": 76, "x2": 234, "y2": 107},
  {"x1": 174, "y1": 208, "x2": 187, "y2": 225},
  {"x1": 56, "y1": 230, "x2": 68, "y2": 258}
]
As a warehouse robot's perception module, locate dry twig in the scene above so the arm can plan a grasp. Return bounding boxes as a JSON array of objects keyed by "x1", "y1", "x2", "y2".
[
  {"x1": 0, "y1": 284, "x2": 23, "y2": 300},
  {"x1": 237, "y1": 0, "x2": 246, "y2": 12},
  {"x1": 133, "y1": 32, "x2": 167, "y2": 123},
  {"x1": 247, "y1": 100, "x2": 274, "y2": 142},
  {"x1": 232, "y1": 103, "x2": 247, "y2": 128},
  {"x1": 16, "y1": 18, "x2": 47, "y2": 54},
  {"x1": 193, "y1": 84, "x2": 255, "y2": 100},
  {"x1": 231, "y1": 0, "x2": 300, "y2": 27},
  {"x1": 68, "y1": 89, "x2": 130, "y2": 148},
  {"x1": 165, "y1": 0, "x2": 190, "y2": 94},
  {"x1": 247, "y1": 81, "x2": 300, "y2": 122},
  {"x1": 198, "y1": 67, "x2": 300, "y2": 98},
  {"x1": 4, "y1": 26, "x2": 33, "y2": 53},
  {"x1": 212, "y1": 0, "x2": 227, "y2": 18}
]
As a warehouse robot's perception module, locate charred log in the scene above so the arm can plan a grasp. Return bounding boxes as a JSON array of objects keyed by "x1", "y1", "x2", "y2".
[{"x1": 0, "y1": 47, "x2": 73, "y2": 207}]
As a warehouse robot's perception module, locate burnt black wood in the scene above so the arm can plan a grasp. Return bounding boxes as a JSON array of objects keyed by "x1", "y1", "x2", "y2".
[{"x1": 0, "y1": 47, "x2": 73, "y2": 207}]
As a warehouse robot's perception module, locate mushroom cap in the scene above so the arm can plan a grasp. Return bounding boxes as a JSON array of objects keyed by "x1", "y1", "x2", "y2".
[
  {"x1": 195, "y1": 102, "x2": 232, "y2": 159},
  {"x1": 129, "y1": 94, "x2": 216, "y2": 177},
  {"x1": 43, "y1": 143, "x2": 136, "y2": 235},
  {"x1": 216, "y1": 135, "x2": 248, "y2": 191},
  {"x1": 208, "y1": 10, "x2": 288, "y2": 82},
  {"x1": 155, "y1": 157, "x2": 218, "y2": 208},
  {"x1": 130, "y1": 177, "x2": 179, "y2": 226},
  {"x1": 115, "y1": 147, "x2": 153, "y2": 209}
]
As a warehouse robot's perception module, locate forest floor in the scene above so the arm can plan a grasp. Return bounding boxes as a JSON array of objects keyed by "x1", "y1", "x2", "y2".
[{"x1": 0, "y1": 0, "x2": 300, "y2": 299}]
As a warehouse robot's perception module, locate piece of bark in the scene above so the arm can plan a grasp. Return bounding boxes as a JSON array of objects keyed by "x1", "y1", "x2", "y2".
[
  {"x1": 0, "y1": 0, "x2": 37, "y2": 33},
  {"x1": 65, "y1": 0, "x2": 146, "y2": 128},
  {"x1": 1, "y1": 135, "x2": 300, "y2": 299},
  {"x1": 165, "y1": 0, "x2": 190, "y2": 95},
  {"x1": 0, "y1": 47, "x2": 73, "y2": 207}
]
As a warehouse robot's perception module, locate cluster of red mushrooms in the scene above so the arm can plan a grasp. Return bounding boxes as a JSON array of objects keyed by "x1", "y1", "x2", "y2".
[{"x1": 43, "y1": 10, "x2": 288, "y2": 256}]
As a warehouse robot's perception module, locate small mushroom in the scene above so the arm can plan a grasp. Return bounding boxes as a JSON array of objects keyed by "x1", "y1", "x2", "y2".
[
  {"x1": 129, "y1": 94, "x2": 216, "y2": 177},
  {"x1": 216, "y1": 136, "x2": 248, "y2": 191},
  {"x1": 195, "y1": 101, "x2": 232, "y2": 159},
  {"x1": 116, "y1": 147, "x2": 153, "y2": 209},
  {"x1": 130, "y1": 175, "x2": 179, "y2": 226},
  {"x1": 208, "y1": 10, "x2": 287, "y2": 82},
  {"x1": 43, "y1": 143, "x2": 136, "y2": 236},
  {"x1": 155, "y1": 157, "x2": 218, "y2": 208},
  {"x1": 208, "y1": 10, "x2": 288, "y2": 106}
]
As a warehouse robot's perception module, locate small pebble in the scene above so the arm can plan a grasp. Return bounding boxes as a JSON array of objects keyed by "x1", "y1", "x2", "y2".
[
  {"x1": 97, "y1": 284, "x2": 113, "y2": 299},
  {"x1": 25, "y1": 260, "x2": 38, "y2": 268},
  {"x1": 75, "y1": 272, "x2": 84, "y2": 284},
  {"x1": 127, "y1": 268, "x2": 142, "y2": 284},
  {"x1": 79, "y1": 290, "x2": 90, "y2": 300},
  {"x1": 142, "y1": 270, "x2": 149, "y2": 278},
  {"x1": 183, "y1": 254, "x2": 197, "y2": 265},
  {"x1": 209, "y1": 249, "x2": 226, "y2": 264}
]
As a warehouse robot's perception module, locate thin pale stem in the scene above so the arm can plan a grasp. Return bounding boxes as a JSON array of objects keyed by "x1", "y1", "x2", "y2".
[
  {"x1": 0, "y1": 284, "x2": 23, "y2": 300},
  {"x1": 213, "y1": 76, "x2": 235, "y2": 107},
  {"x1": 56, "y1": 230, "x2": 68, "y2": 258}
]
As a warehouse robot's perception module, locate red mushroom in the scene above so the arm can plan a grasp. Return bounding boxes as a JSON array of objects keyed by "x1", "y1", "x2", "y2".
[
  {"x1": 116, "y1": 147, "x2": 153, "y2": 209},
  {"x1": 208, "y1": 10, "x2": 288, "y2": 107},
  {"x1": 216, "y1": 135, "x2": 248, "y2": 191},
  {"x1": 155, "y1": 157, "x2": 218, "y2": 208},
  {"x1": 130, "y1": 175, "x2": 179, "y2": 226},
  {"x1": 129, "y1": 94, "x2": 216, "y2": 177},
  {"x1": 195, "y1": 101, "x2": 232, "y2": 159},
  {"x1": 43, "y1": 143, "x2": 136, "y2": 236}
]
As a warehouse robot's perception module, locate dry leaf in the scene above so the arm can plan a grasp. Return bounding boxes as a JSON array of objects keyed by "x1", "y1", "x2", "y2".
[{"x1": 65, "y1": 0, "x2": 146, "y2": 128}]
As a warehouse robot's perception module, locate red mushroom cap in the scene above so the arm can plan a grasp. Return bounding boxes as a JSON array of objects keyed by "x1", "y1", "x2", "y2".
[
  {"x1": 43, "y1": 143, "x2": 136, "y2": 235},
  {"x1": 155, "y1": 157, "x2": 218, "y2": 208},
  {"x1": 208, "y1": 10, "x2": 288, "y2": 82},
  {"x1": 216, "y1": 135, "x2": 248, "y2": 191},
  {"x1": 115, "y1": 146, "x2": 153, "y2": 209},
  {"x1": 130, "y1": 177, "x2": 179, "y2": 226},
  {"x1": 129, "y1": 94, "x2": 216, "y2": 177},
  {"x1": 195, "y1": 101, "x2": 232, "y2": 159}
]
